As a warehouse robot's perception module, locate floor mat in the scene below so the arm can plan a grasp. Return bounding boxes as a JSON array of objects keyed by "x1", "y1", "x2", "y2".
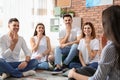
[{"x1": 24, "y1": 78, "x2": 46, "y2": 80}]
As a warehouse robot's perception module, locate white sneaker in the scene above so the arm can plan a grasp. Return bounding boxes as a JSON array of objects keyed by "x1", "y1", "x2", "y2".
[
  {"x1": 48, "y1": 62, "x2": 54, "y2": 70},
  {"x1": 0, "y1": 73, "x2": 10, "y2": 80},
  {"x1": 0, "y1": 76, "x2": 2, "y2": 80},
  {"x1": 23, "y1": 70, "x2": 36, "y2": 77}
]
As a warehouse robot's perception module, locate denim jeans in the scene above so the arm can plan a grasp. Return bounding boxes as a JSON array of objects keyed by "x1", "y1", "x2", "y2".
[
  {"x1": 36, "y1": 61, "x2": 49, "y2": 70},
  {"x1": 0, "y1": 58, "x2": 38, "y2": 78},
  {"x1": 69, "y1": 62, "x2": 82, "y2": 69},
  {"x1": 54, "y1": 44, "x2": 78, "y2": 66},
  {"x1": 69, "y1": 62, "x2": 98, "y2": 69}
]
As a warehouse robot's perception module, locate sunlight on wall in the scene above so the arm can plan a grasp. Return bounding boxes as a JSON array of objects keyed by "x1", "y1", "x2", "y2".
[
  {"x1": 0, "y1": 0, "x2": 57, "y2": 49},
  {"x1": 0, "y1": 0, "x2": 81, "y2": 52}
]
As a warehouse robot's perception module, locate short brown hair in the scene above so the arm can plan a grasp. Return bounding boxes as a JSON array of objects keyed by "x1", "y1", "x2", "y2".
[
  {"x1": 63, "y1": 14, "x2": 72, "y2": 19},
  {"x1": 8, "y1": 18, "x2": 19, "y2": 24}
]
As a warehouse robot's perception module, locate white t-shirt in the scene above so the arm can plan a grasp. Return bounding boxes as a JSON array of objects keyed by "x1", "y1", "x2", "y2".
[
  {"x1": 0, "y1": 34, "x2": 31, "y2": 62},
  {"x1": 31, "y1": 36, "x2": 47, "y2": 63},
  {"x1": 78, "y1": 38, "x2": 99, "y2": 64},
  {"x1": 59, "y1": 28, "x2": 81, "y2": 42}
]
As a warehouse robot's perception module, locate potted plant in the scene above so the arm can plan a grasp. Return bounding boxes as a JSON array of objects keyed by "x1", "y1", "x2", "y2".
[
  {"x1": 60, "y1": 9, "x2": 67, "y2": 17},
  {"x1": 68, "y1": 10, "x2": 75, "y2": 17}
]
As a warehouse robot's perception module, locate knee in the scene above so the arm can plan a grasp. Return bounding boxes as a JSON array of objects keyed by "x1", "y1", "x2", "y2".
[
  {"x1": 43, "y1": 62, "x2": 49, "y2": 69},
  {"x1": 54, "y1": 46, "x2": 61, "y2": 55},
  {"x1": 30, "y1": 59, "x2": 38, "y2": 66},
  {"x1": 37, "y1": 62, "x2": 49, "y2": 70},
  {"x1": 71, "y1": 44, "x2": 78, "y2": 48},
  {"x1": 48, "y1": 55, "x2": 54, "y2": 62},
  {"x1": 0, "y1": 58, "x2": 5, "y2": 64},
  {"x1": 55, "y1": 46, "x2": 60, "y2": 51}
]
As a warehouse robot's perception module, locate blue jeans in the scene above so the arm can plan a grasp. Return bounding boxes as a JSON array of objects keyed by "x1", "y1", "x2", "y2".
[
  {"x1": 69, "y1": 62, "x2": 98, "y2": 69},
  {"x1": 0, "y1": 58, "x2": 38, "y2": 78},
  {"x1": 54, "y1": 44, "x2": 78, "y2": 66},
  {"x1": 69, "y1": 62, "x2": 82, "y2": 69},
  {"x1": 36, "y1": 61, "x2": 49, "y2": 70}
]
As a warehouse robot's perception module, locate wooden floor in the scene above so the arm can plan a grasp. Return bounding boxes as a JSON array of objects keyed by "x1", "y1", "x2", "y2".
[{"x1": 5, "y1": 70, "x2": 68, "y2": 80}]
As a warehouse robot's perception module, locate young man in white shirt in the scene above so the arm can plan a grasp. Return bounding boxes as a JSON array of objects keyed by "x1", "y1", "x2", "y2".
[
  {"x1": 53, "y1": 14, "x2": 81, "y2": 73},
  {"x1": 0, "y1": 18, "x2": 38, "y2": 80}
]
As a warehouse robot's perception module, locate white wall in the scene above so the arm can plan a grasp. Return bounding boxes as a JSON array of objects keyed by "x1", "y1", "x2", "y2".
[
  {"x1": 0, "y1": 0, "x2": 81, "y2": 50},
  {"x1": 0, "y1": 0, "x2": 33, "y2": 48},
  {"x1": 0, "y1": 0, "x2": 55, "y2": 49}
]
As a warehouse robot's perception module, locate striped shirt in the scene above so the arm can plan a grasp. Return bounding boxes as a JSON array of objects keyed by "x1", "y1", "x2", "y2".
[{"x1": 89, "y1": 41, "x2": 120, "y2": 80}]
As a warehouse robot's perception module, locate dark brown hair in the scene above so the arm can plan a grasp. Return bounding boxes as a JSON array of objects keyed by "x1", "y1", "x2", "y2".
[
  {"x1": 102, "y1": 5, "x2": 120, "y2": 69},
  {"x1": 8, "y1": 18, "x2": 19, "y2": 24},
  {"x1": 63, "y1": 14, "x2": 72, "y2": 19},
  {"x1": 33, "y1": 23, "x2": 45, "y2": 36}
]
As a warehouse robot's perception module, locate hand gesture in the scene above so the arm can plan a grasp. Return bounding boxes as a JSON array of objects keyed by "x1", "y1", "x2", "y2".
[
  {"x1": 37, "y1": 33, "x2": 43, "y2": 43},
  {"x1": 66, "y1": 26, "x2": 71, "y2": 36},
  {"x1": 60, "y1": 44, "x2": 67, "y2": 48},
  {"x1": 68, "y1": 68, "x2": 76, "y2": 78},
  {"x1": 85, "y1": 38, "x2": 91, "y2": 48},
  {"x1": 10, "y1": 32, "x2": 18, "y2": 45},
  {"x1": 18, "y1": 61, "x2": 28, "y2": 70}
]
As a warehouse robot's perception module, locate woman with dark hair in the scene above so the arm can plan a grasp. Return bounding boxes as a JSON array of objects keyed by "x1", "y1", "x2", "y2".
[
  {"x1": 68, "y1": 5, "x2": 120, "y2": 80},
  {"x1": 30, "y1": 23, "x2": 51, "y2": 70}
]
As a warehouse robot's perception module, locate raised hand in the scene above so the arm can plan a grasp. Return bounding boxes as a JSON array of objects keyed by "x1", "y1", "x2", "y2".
[
  {"x1": 11, "y1": 32, "x2": 18, "y2": 45},
  {"x1": 9, "y1": 32, "x2": 18, "y2": 51}
]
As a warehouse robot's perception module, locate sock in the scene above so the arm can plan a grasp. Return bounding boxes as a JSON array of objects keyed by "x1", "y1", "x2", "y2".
[
  {"x1": 23, "y1": 70, "x2": 36, "y2": 77},
  {"x1": 0, "y1": 73, "x2": 10, "y2": 80}
]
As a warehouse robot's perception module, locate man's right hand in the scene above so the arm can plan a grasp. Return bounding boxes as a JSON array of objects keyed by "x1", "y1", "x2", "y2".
[
  {"x1": 9, "y1": 32, "x2": 18, "y2": 51},
  {"x1": 10, "y1": 32, "x2": 18, "y2": 44}
]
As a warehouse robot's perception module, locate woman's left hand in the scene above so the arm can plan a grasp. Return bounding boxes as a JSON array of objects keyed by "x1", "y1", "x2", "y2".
[{"x1": 68, "y1": 68, "x2": 76, "y2": 78}]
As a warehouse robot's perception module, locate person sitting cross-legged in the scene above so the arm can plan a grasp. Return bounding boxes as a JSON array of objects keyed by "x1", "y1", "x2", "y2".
[
  {"x1": 30, "y1": 23, "x2": 51, "y2": 70},
  {"x1": 53, "y1": 14, "x2": 81, "y2": 73},
  {"x1": 0, "y1": 18, "x2": 38, "y2": 80}
]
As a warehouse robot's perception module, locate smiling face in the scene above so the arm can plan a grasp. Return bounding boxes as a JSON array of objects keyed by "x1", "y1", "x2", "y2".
[
  {"x1": 81, "y1": 22, "x2": 96, "y2": 39},
  {"x1": 83, "y1": 24, "x2": 92, "y2": 36},
  {"x1": 8, "y1": 21, "x2": 19, "y2": 33},
  {"x1": 36, "y1": 24, "x2": 45, "y2": 35},
  {"x1": 63, "y1": 17, "x2": 73, "y2": 27}
]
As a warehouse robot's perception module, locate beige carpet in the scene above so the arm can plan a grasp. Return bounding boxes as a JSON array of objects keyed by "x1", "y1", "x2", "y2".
[{"x1": 5, "y1": 70, "x2": 68, "y2": 80}]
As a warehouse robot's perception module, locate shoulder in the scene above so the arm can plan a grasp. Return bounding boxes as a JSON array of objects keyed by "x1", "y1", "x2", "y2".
[
  {"x1": 30, "y1": 36, "x2": 37, "y2": 41},
  {"x1": 0, "y1": 34, "x2": 7, "y2": 39},
  {"x1": 45, "y1": 36, "x2": 50, "y2": 41},
  {"x1": 18, "y1": 36, "x2": 24, "y2": 40},
  {"x1": 0, "y1": 35, "x2": 7, "y2": 42},
  {"x1": 103, "y1": 41, "x2": 115, "y2": 52},
  {"x1": 30, "y1": 36, "x2": 35, "y2": 40},
  {"x1": 101, "y1": 41, "x2": 116, "y2": 62}
]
